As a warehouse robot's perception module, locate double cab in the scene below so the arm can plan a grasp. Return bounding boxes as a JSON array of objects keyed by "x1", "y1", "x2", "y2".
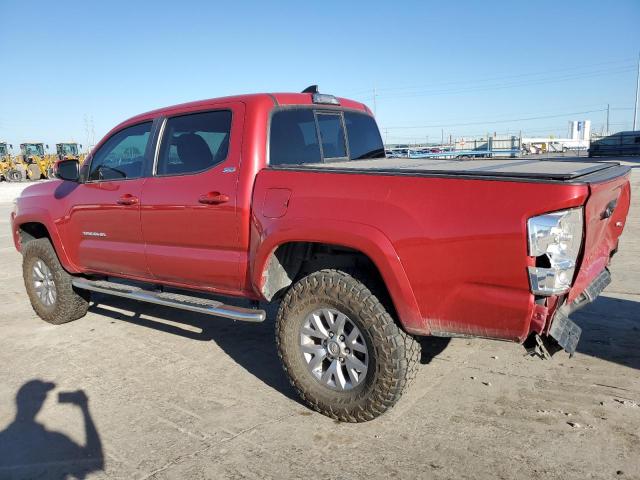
[{"x1": 11, "y1": 87, "x2": 631, "y2": 421}]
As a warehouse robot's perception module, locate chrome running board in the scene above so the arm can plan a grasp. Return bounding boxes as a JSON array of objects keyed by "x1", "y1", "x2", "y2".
[{"x1": 71, "y1": 278, "x2": 266, "y2": 323}]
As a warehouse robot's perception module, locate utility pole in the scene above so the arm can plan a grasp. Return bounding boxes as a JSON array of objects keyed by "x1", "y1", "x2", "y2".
[
  {"x1": 84, "y1": 114, "x2": 90, "y2": 149},
  {"x1": 634, "y1": 52, "x2": 640, "y2": 131},
  {"x1": 373, "y1": 87, "x2": 377, "y2": 117},
  {"x1": 441, "y1": 128, "x2": 444, "y2": 145},
  {"x1": 606, "y1": 104, "x2": 610, "y2": 134}
]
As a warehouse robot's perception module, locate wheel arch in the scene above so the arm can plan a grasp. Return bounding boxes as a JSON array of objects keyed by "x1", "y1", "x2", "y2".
[
  {"x1": 12, "y1": 208, "x2": 80, "y2": 273},
  {"x1": 251, "y1": 219, "x2": 427, "y2": 335}
]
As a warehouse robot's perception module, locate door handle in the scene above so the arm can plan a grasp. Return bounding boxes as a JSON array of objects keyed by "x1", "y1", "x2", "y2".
[
  {"x1": 117, "y1": 194, "x2": 139, "y2": 206},
  {"x1": 198, "y1": 192, "x2": 229, "y2": 205}
]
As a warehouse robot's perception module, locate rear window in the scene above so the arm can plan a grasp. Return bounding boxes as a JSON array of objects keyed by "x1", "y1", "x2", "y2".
[
  {"x1": 316, "y1": 113, "x2": 347, "y2": 159},
  {"x1": 344, "y1": 112, "x2": 385, "y2": 160},
  {"x1": 269, "y1": 109, "x2": 384, "y2": 166}
]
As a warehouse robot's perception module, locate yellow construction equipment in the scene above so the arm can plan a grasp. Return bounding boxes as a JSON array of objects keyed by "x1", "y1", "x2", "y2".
[
  {"x1": 56, "y1": 142, "x2": 85, "y2": 163},
  {"x1": 0, "y1": 142, "x2": 26, "y2": 182},
  {"x1": 19, "y1": 142, "x2": 54, "y2": 180},
  {"x1": 0, "y1": 142, "x2": 10, "y2": 180}
]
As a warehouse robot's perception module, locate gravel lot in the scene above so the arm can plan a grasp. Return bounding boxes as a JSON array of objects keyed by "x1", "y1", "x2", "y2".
[
  {"x1": 0, "y1": 159, "x2": 638, "y2": 479},
  {"x1": 0, "y1": 182, "x2": 30, "y2": 204}
]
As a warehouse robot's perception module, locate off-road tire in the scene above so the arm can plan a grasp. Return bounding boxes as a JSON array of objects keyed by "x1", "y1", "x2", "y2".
[
  {"x1": 6, "y1": 167, "x2": 25, "y2": 182},
  {"x1": 22, "y1": 238, "x2": 90, "y2": 324},
  {"x1": 276, "y1": 269, "x2": 420, "y2": 422}
]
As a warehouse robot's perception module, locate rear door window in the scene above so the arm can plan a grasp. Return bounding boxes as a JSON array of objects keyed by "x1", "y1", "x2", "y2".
[
  {"x1": 269, "y1": 109, "x2": 321, "y2": 165},
  {"x1": 156, "y1": 110, "x2": 232, "y2": 176}
]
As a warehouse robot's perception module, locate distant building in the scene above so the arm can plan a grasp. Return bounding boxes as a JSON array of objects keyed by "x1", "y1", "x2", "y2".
[{"x1": 522, "y1": 120, "x2": 591, "y2": 154}]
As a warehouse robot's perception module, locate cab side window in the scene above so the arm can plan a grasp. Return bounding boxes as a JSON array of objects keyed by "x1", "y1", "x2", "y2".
[
  {"x1": 88, "y1": 122, "x2": 152, "y2": 181},
  {"x1": 156, "y1": 110, "x2": 232, "y2": 176}
]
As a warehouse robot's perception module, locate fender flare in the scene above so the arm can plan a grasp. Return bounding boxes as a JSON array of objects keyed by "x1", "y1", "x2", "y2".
[
  {"x1": 251, "y1": 218, "x2": 427, "y2": 335},
  {"x1": 12, "y1": 207, "x2": 81, "y2": 273}
]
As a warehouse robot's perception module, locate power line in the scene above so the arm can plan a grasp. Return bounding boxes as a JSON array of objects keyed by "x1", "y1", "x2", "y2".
[
  {"x1": 368, "y1": 67, "x2": 635, "y2": 101},
  {"x1": 341, "y1": 57, "x2": 637, "y2": 96},
  {"x1": 381, "y1": 109, "x2": 607, "y2": 130}
]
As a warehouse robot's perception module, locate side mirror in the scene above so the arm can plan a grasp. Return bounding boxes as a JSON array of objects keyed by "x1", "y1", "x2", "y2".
[
  {"x1": 55, "y1": 159, "x2": 80, "y2": 182},
  {"x1": 45, "y1": 144, "x2": 50, "y2": 149}
]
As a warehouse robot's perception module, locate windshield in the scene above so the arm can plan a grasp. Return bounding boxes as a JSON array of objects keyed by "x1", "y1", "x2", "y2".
[
  {"x1": 59, "y1": 143, "x2": 78, "y2": 155},
  {"x1": 23, "y1": 144, "x2": 44, "y2": 156}
]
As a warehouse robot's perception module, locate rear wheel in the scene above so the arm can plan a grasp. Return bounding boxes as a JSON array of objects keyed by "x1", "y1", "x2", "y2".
[
  {"x1": 276, "y1": 269, "x2": 420, "y2": 422},
  {"x1": 22, "y1": 238, "x2": 90, "y2": 324}
]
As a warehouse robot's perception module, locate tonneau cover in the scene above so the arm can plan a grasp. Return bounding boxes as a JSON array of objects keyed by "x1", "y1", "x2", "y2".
[{"x1": 303, "y1": 157, "x2": 622, "y2": 181}]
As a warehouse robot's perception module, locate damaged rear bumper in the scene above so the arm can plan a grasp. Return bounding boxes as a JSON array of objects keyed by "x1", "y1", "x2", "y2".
[{"x1": 528, "y1": 268, "x2": 611, "y2": 358}]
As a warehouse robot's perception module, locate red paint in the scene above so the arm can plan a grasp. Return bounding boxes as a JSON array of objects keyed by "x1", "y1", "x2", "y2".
[
  {"x1": 10, "y1": 92, "x2": 631, "y2": 343},
  {"x1": 262, "y1": 189, "x2": 291, "y2": 218},
  {"x1": 568, "y1": 175, "x2": 631, "y2": 303}
]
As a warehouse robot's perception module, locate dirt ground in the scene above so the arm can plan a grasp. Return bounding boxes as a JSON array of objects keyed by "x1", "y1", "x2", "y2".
[{"x1": 0, "y1": 160, "x2": 638, "y2": 479}]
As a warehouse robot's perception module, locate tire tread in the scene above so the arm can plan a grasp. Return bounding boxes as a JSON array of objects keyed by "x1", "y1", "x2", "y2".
[
  {"x1": 22, "y1": 238, "x2": 89, "y2": 325},
  {"x1": 276, "y1": 269, "x2": 420, "y2": 422}
]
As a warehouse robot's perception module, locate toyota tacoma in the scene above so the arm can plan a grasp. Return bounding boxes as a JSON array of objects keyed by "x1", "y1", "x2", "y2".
[{"x1": 11, "y1": 87, "x2": 631, "y2": 422}]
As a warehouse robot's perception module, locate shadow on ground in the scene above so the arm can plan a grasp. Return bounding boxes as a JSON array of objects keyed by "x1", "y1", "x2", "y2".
[
  {"x1": 87, "y1": 291, "x2": 638, "y2": 408},
  {"x1": 89, "y1": 294, "x2": 301, "y2": 402},
  {"x1": 573, "y1": 295, "x2": 640, "y2": 370},
  {"x1": 0, "y1": 380, "x2": 103, "y2": 480},
  {"x1": 88, "y1": 293, "x2": 454, "y2": 402}
]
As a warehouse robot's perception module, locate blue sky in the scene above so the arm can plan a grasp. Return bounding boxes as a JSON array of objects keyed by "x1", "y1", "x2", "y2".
[{"x1": 0, "y1": 0, "x2": 638, "y2": 148}]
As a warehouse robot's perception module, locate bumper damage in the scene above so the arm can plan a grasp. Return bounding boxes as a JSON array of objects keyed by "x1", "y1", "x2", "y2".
[{"x1": 526, "y1": 268, "x2": 611, "y2": 358}]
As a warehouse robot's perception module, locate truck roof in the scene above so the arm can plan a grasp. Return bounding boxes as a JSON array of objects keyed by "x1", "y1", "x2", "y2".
[{"x1": 117, "y1": 92, "x2": 369, "y2": 131}]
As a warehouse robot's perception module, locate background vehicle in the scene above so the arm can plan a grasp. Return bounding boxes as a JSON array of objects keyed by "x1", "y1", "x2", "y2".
[
  {"x1": 589, "y1": 131, "x2": 640, "y2": 157},
  {"x1": 56, "y1": 142, "x2": 84, "y2": 161},
  {"x1": 0, "y1": 142, "x2": 12, "y2": 181},
  {"x1": 11, "y1": 89, "x2": 631, "y2": 422},
  {"x1": 19, "y1": 142, "x2": 53, "y2": 180},
  {"x1": 0, "y1": 141, "x2": 28, "y2": 182}
]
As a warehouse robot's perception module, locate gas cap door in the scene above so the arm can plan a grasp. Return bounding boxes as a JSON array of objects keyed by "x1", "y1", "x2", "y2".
[{"x1": 262, "y1": 188, "x2": 291, "y2": 218}]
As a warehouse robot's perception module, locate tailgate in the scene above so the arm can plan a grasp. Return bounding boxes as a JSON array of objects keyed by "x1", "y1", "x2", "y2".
[{"x1": 568, "y1": 172, "x2": 631, "y2": 303}]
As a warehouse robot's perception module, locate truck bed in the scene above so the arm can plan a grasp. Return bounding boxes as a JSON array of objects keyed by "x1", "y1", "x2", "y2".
[{"x1": 291, "y1": 157, "x2": 629, "y2": 183}]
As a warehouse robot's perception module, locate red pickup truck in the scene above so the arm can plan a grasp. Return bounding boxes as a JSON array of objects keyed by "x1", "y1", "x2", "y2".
[{"x1": 11, "y1": 88, "x2": 631, "y2": 422}]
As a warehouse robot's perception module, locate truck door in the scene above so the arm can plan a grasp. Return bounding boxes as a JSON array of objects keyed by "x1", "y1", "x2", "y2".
[
  {"x1": 139, "y1": 104, "x2": 244, "y2": 293},
  {"x1": 63, "y1": 121, "x2": 153, "y2": 277}
]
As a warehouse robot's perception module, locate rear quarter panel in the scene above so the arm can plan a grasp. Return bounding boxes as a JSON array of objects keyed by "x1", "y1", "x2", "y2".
[
  {"x1": 252, "y1": 169, "x2": 589, "y2": 340},
  {"x1": 568, "y1": 172, "x2": 631, "y2": 303}
]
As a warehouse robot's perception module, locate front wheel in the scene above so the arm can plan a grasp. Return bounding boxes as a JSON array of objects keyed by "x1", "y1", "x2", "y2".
[
  {"x1": 276, "y1": 269, "x2": 420, "y2": 422},
  {"x1": 6, "y1": 167, "x2": 25, "y2": 182},
  {"x1": 22, "y1": 238, "x2": 90, "y2": 324}
]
